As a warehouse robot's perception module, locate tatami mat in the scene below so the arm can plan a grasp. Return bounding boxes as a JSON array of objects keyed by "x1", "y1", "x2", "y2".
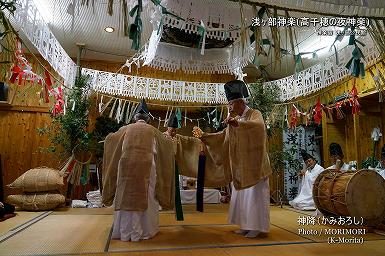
[
  {"x1": 1, "y1": 204, "x2": 384, "y2": 256},
  {"x1": 160, "y1": 212, "x2": 228, "y2": 226},
  {"x1": 53, "y1": 207, "x2": 114, "y2": 215},
  {"x1": 63, "y1": 240, "x2": 385, "y2": 256},
  {"x1": 0, "y1": 214, "x2": 113, "y2": 256},
  {"x1": 0, "y1": 211, "x2": 46, "y2": 237},
  {"x1": 222, "y1": 239, "x2": 385, "y2": 256},
  {"x1": 180, "y1": 204, "x2": 229, "y2": 213},
  {"x1": 108, "y1": 224, "x2": 310, "y2": 252}
]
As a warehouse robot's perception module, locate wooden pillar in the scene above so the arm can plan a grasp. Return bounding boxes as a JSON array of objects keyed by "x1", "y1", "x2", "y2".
[
  {"x1": 352, "y1": 113, "x2": 360, "y2": 166},
  {"x1": 321, "y1": 111, "x2": 329, "y2": 167}
]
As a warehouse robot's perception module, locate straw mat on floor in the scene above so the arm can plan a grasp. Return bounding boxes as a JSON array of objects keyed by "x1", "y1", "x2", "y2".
[
  {"x1": 108, "y1": 224, "x2": 310, "y2": 252},
  {"x1": 0, "y1": 211, "x2": 45, "y2": 237},
  {"x1": 0, "y1": 214, "x2": 112, "y2": 256}
]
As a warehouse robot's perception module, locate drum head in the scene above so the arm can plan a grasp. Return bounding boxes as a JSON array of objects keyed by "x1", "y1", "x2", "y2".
[{"x1": 346, "y1": 169, "x2": 385, "y2": 225}]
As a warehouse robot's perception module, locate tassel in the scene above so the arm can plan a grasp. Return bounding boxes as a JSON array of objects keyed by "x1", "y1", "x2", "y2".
[
  {"x1": 125, "y1": 101, "x2": 132, "y2": 124},
  {"x1": 164, "y1": 106, "x2": 170, "y2": 127},
  {"x1": 175, "y1": 163, "x2": 184, "y2": 221},
  {"x1": 289, "y1": 105, "x2": 297, "y2": 129},
  {"x1": 128, "y1": 102, "x2": 138, "y2": 123},
  {"x1": 196, "y1": 148, "x2": 206, "y2": 212},
  {"x1": 98, "y1": 95, "x2": 104, "y2": 113},
  {"x1": 115, "y1": 99, "x2": 122, "y2": 122},
  {"x1": 335, "y1": 104, "x2": 345, "y2": 119},
  {"x1": 313, "y1": 98, "x2": 322, "y2": 125},
  {"x1": 101, "y1": 97, "x2": 113, "y2": 115},
  {"x1": 109, "y1": 99, "x2": 117, "y2": 118},
  {"x1": 59, "y1": 155, "x2": 75, "y2": 177},
  {"x1": 63, "y1": 96, "x2": 67, "y2": 115},
  {"x1": 198, "y1": 20, "x2": 207, "y2": 55},
  {"x1": 176, "y1": 107, "x2": 182, "y2": 128},
  {"x1": 184, "y1": 109, "x2": 187, "y2": 126},
  {"x1": 350, "y1": 83, "x2": 360, "y2": 115}
]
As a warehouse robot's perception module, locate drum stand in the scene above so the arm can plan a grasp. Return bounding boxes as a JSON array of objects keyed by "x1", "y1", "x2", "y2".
[{"x1": 270, "y1": 172, "x2": 283, "y2": 208}]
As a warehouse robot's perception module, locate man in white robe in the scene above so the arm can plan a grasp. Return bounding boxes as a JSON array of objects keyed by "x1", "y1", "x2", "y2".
[
  {"x1": 103, "y1": 99, "x2": 175, "y2": 242},
  {"x1": 193, "y1": 80, "x2": 271, "y2": 238},
  {"x1": 289, "y1": 150, "x2": 324, "y2": 210},
  {"x1": 227, "y1": 104, "x2": 270, "y2": 238},
  {"x1": 371, "y1": 145, "x2": 385, "y2": 179},
  {"x1": 111, "y1": 141, "x2": 159, "y2": 242},
  {"x1": 325, "y1": 143, "x2": 355, "y2": 172}
]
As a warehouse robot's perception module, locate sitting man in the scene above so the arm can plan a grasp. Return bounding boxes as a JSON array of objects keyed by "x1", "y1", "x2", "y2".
[
  {"x1": 289, "y1": 150, "x2": 324, "y2": 210},
  {"x1": 326, "y1": 143, "x2": 355, "y2": 172},
  {"x1": 372, "y1": 145, "x2": 385, "y2": 179},
  {"x1": 0, "y1": 202, "x2": 16, "y2": 221}
]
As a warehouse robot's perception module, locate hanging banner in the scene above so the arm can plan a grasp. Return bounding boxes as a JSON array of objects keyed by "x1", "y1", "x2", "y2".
[{"x1": 283, "y1": 126, "x2": 321, "y2": 201}]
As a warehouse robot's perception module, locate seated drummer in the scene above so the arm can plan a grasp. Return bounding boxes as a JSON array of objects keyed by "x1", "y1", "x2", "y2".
[
  {"x1": 372, "y1": 145, "x2": 385, "y2": 179},
  {"x1": 325, "y1": 143, "x2": 355, "y2": 172},
  {"x1": 289, "y1": 150, "x2": 324, "y2": 210}
]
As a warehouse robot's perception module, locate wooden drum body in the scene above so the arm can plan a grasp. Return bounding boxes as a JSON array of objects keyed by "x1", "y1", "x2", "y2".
[{"x1": 313, "y1": 169, "x2": 385, "y2": 225}]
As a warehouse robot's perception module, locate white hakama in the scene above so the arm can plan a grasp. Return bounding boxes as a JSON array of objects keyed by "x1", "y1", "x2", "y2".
[
  {"x1": 111, "y1": 141, "x2": 159, "y2": 242},
  {"x1": 228, "y1": 177, "x2": 270, "y2": 233},
  {"x1": 289, "y1": 164, "x2": 324, "y2": 210}
]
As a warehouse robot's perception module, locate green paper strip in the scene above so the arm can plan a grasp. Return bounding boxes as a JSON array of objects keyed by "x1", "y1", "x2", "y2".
[{"x1": 360, "y1": 62, "x2": 365, "y2": 78}]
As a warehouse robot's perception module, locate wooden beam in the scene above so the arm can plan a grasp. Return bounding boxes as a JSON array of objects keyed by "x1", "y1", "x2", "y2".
[{"x1": 0, "y1": 105, "x2": 50, "y2": 113}]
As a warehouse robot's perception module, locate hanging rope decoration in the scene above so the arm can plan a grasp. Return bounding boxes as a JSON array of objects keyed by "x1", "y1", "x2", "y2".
[
  {"x1": 96, "y1": 90, "x2": 228, "y2": 127},
  {"x1": 284, "y1": 82, "x2": 362, "y2": 130},
  {"x1": 349, "y1": 83, "x2": 360, "y2": 115},
  {"x1": 7, "y1": 39, "x2": 65, "y2": 116},
  {"x1": 59, "y1": 146, "x2": 92, "y2": 186}
]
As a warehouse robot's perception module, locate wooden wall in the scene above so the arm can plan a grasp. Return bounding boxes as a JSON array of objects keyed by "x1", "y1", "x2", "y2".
[
  {"x1": 0, "y1": 54, "x2": 63, "y2": 199},
  {"x1": 0, "y1": 108, "x2": 61, "y2": 198},
  {"x1": 267, "y1": 128, "x2": 284, "y2": 197}
]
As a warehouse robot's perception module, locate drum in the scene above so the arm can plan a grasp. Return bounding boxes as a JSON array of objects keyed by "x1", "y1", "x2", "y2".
[{"x1": 313, "y1": 169, "x2": 385, "y2": 225}]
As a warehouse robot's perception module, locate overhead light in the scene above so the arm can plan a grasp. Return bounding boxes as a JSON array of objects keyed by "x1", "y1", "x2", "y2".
[{"x1": 104, "y1": 27, "x2": 115, "y2": 33}]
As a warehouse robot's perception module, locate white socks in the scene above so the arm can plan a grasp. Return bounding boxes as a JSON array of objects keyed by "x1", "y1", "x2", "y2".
[
  {"x1": 244, "y1": 230, "x2": 261, "y2": 238},
  {"x1": 233, "y1": 229, "x2": 261, "y2": 238},
  {"x1": 233, "y1": 229, "x2": 249, "y2": 235}
]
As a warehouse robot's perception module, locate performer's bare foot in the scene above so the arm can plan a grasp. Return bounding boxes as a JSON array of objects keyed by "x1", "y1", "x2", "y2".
[
  {"x1": 233, "y1": 229, "x2": 248, "y2": 235},
  {"x1": 244, "y1": 230, "x2": 260, "y2": 238}
]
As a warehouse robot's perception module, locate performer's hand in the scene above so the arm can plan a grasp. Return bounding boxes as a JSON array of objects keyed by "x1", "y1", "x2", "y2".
[
  {"x1": 223, "y1": 117, "x2": 239, "y2": 127},
  {"x1": 192, "y1": 126, "x2": 203, "y2": 138},
  {"x1": 298, "y1": 170, "x2": 305, "y2": 176}
]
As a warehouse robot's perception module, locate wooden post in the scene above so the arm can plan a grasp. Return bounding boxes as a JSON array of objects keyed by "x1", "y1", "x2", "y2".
[
  {"x1": 0, "y1": 154, "x2": 3, "y2": 202},
  {"x1": 321, "y1": 110, "x2": 329, "y2": 167},
  {"x1": 76, "y1": 43, "x2": 85, "y2": 78}
]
